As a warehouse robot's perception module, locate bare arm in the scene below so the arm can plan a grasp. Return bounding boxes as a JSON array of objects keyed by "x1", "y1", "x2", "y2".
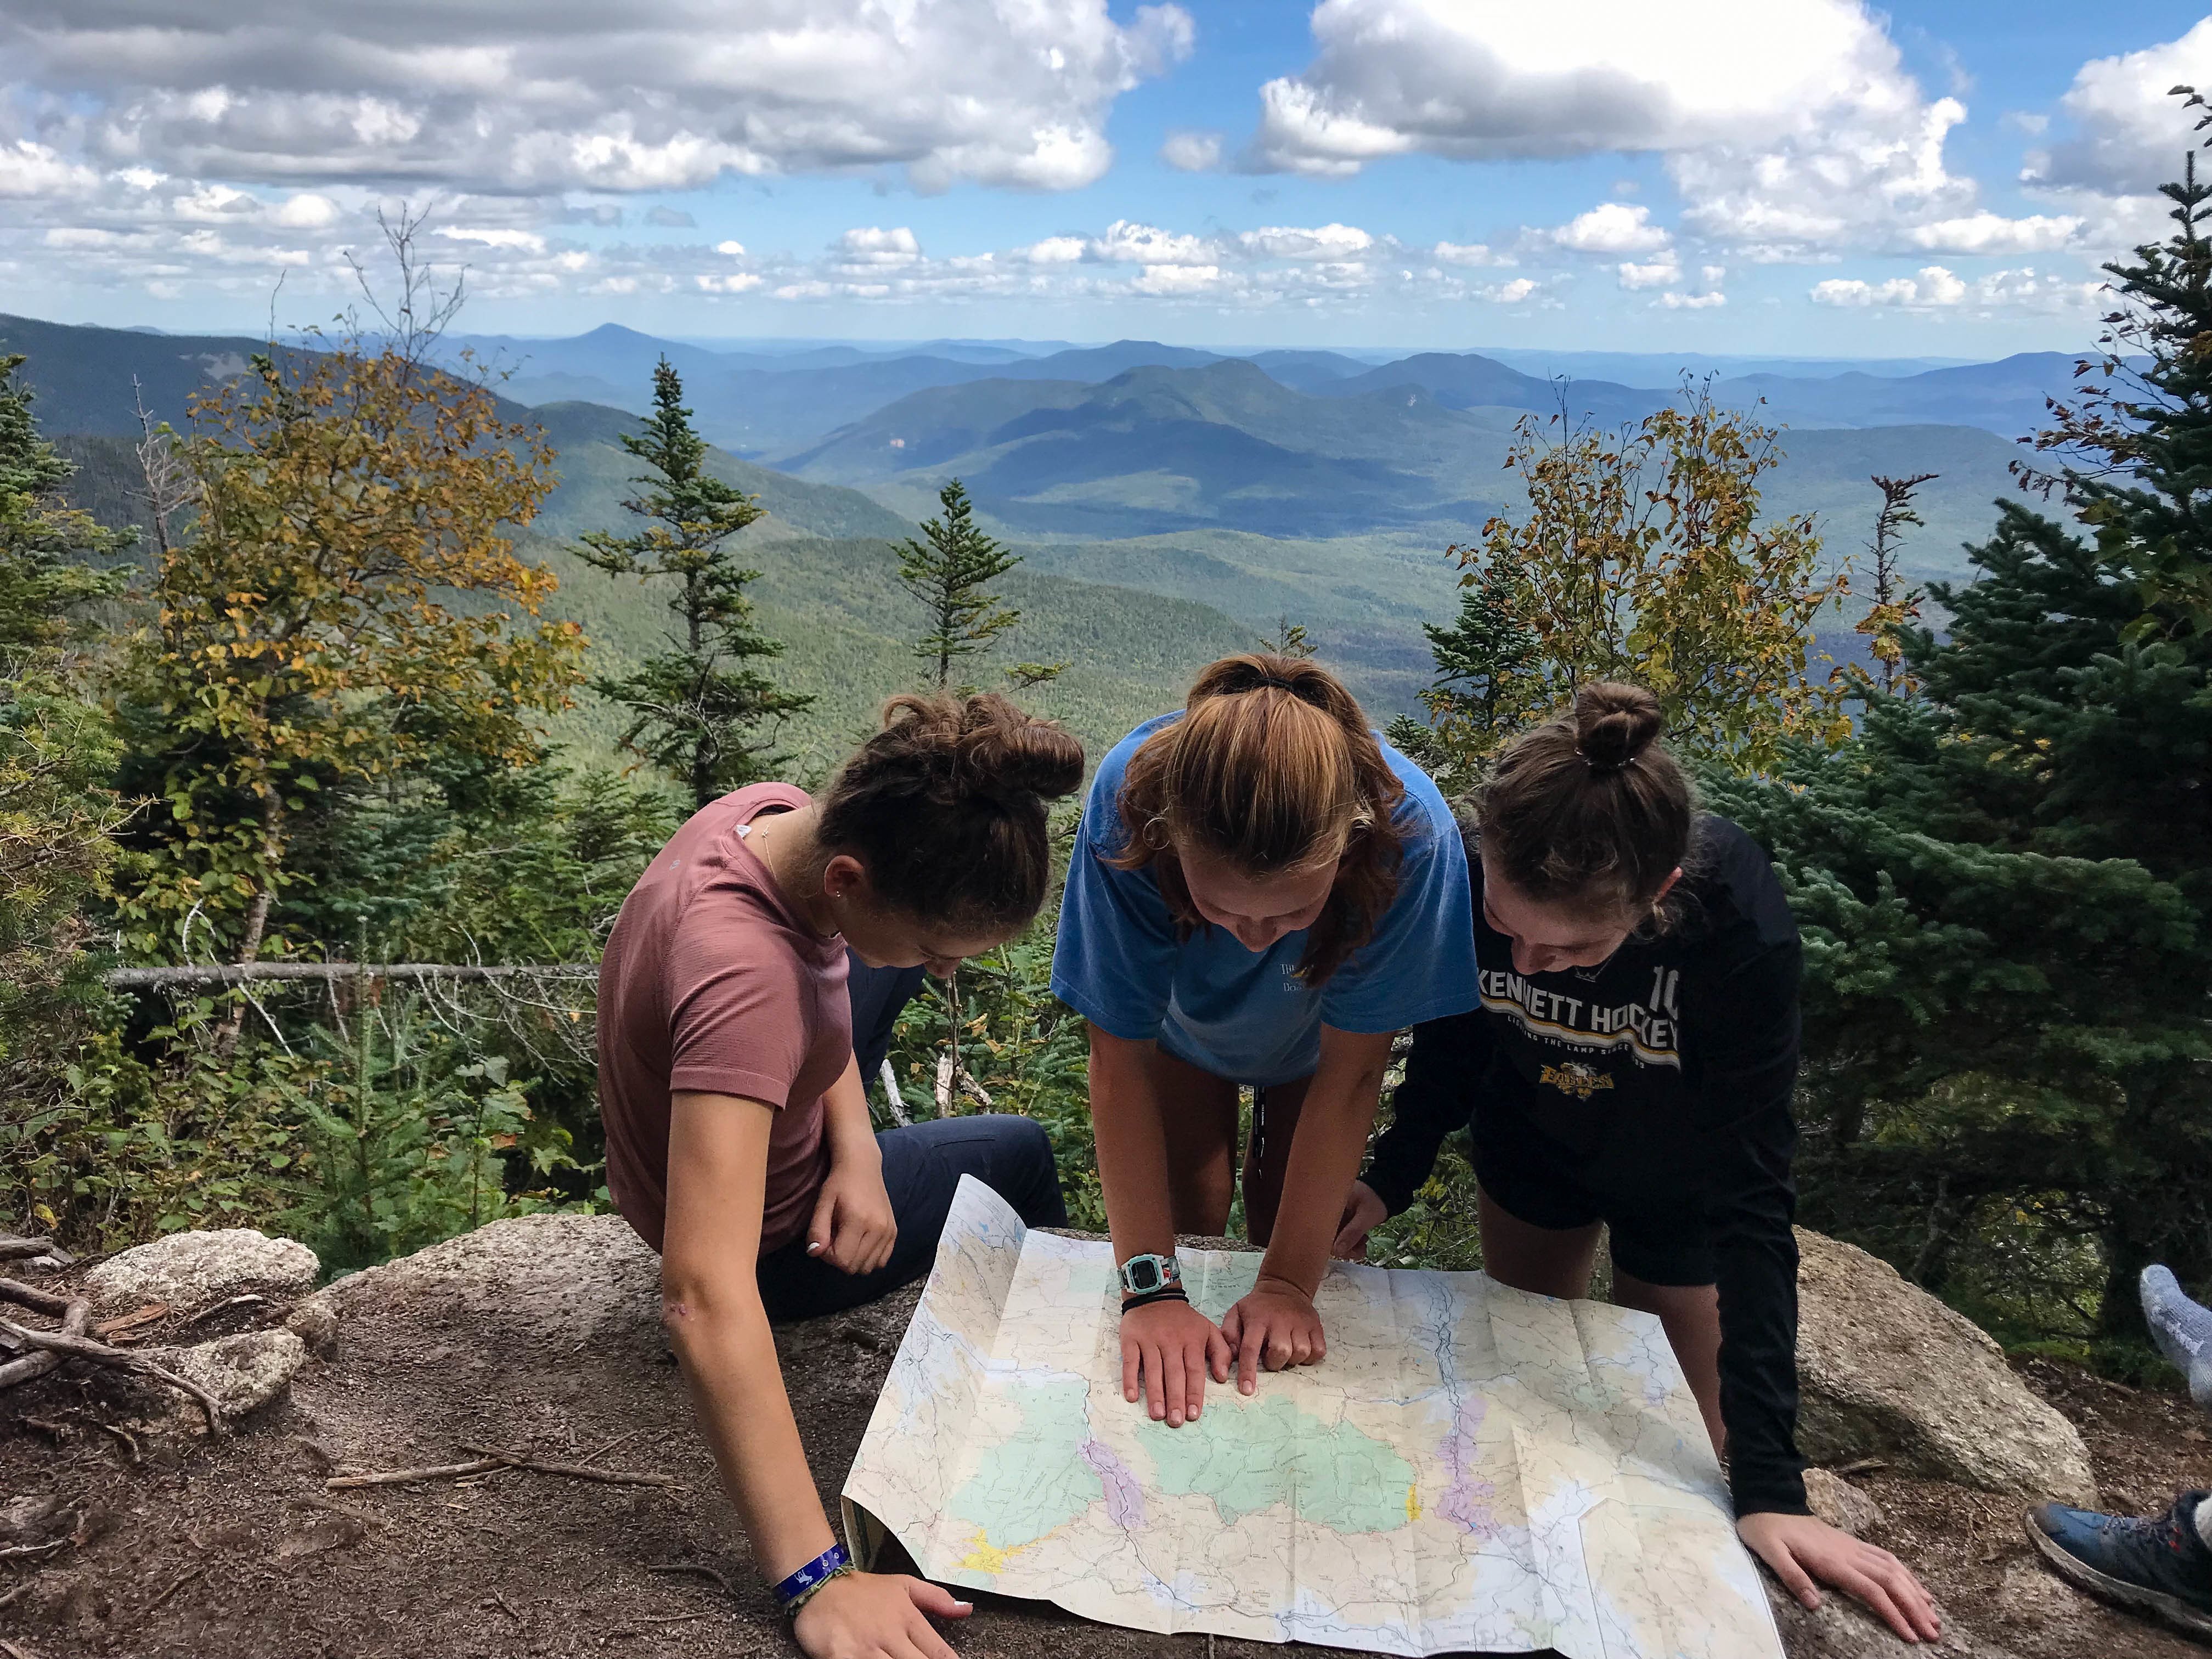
[
  {"x1": 662, "y1": 1091, "x2": 964, "y2": 1657},
  {"x1": 1086, "y1": 1023, "x2": 1232, "y2": 1427},
  {"x1": 1256, "y1": 1025, "x2": 1396, "y2": 1296},
  {"x1": 662, "y1": 1090, "x2": 838, "y2": 1579},
  {"x1": 1086, "y1": 1024, "x2": 1178, "y2": 1267}
]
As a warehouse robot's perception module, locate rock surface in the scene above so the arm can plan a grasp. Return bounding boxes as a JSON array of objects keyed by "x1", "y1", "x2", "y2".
[
  {"x1": 1804, "y1": 1466, "x2": 1885, "y2": 1536},
  {"x1": 142, "y1": 1328, "x2": 308, "y2": 1420},
  {"x1": 1795, "y1": 1229, "x2": 2097, "y2": 1505},
  {"x1": 1768, "y1": 1587, "x2": 2021, "y2": 1657},
  {"x1": 84, "y1": 1227, "x2": 319, "y2": 1313},
  {"x1": 303, "y1": 1211, "x2": 658, "y2": 1339}
]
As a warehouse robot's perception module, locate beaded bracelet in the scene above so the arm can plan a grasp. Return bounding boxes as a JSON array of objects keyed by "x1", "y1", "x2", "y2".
[
  {"x1": 775, "y1": 1542, "x2": 854, "y2": 1618},
  {"x1": 1119, "y1": 1286, "x2": 1190, "y2": 1314}
]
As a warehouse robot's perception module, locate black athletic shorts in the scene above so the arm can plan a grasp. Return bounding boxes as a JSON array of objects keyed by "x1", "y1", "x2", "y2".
[{"x1": 1469, "y1": 1110, "x2": 1716, "y2": 1289}]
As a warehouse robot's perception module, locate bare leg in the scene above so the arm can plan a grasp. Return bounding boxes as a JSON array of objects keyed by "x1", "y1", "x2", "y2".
[
  {"x1": 1475, "y1": 1185, "x2": 1604, "y2": 1300},
  {"x1": 1240, "y1": 1074, "x2": 1312, "y2": 1248},
  {"x1": 1611, "y1": 1269, "x2": 1726, "y2": 1458},
  {"x1": 1142, "y1": 1047, "x2": 1243, "y2": 1235}
]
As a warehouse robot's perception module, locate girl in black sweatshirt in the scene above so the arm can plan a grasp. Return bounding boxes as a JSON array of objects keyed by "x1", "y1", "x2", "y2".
[{"x1": 1334, "y1": 683, "x2": 1942, "y2": 1647}]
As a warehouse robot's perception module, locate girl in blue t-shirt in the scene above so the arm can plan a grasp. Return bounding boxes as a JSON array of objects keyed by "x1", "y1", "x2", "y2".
[{"x1": 1051, "y1": 653, "x2": 1480, "y2": 1430}]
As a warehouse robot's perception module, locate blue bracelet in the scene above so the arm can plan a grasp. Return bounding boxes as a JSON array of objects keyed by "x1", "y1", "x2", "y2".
[{"x1": 774, "y1": 1543, "x2": 852, "y2": 1614}]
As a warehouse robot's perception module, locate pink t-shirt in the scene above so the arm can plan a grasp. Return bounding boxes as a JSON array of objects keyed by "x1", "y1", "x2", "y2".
[{"x1": 596, "y1": 784, "x2": 854, "y2": 1256}]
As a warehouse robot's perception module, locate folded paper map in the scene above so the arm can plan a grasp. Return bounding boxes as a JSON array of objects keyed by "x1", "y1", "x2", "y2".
[{"x1": 842, "y1": 1175, "x2": 1783, "y2": 1658}]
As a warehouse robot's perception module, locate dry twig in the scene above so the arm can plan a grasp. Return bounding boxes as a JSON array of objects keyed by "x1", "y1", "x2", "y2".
[
  {"x1": 578, "y1": 1426, "x2": 647, "y2": 1468},
  {"x1": 182, "y1": 1295, "x2": 268, "y2": 1329},
  {"x1": 0, "y1": 1238, "x2": 64, "y2": 1263},
  {"x1": 145, "y1": 1566, "x2": 204, "y2": 1613},
  {"x1": 0, "y1": 1316, "x2": 224, "y2": 1435},
  {"x1": 326, "y1": 1457, "x2": 508, "y2": 1491},
  {"x1": 0, "y1": 1541, "x2": 69, "y2": 1562},
  {"x1": 456, "y1": 1443, "x2": 676, "y2": 1487},
  {"x1": 94, "y1": 1304, "x2": 170, "y2": 1341}
]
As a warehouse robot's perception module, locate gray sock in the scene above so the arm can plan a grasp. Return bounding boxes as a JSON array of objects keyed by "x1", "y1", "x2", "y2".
[
  {"x1": 2142, "y1": 1265, "x2": 2212, "y2": 1415},
  {"x1": 2198, "y1": 1497, "x2": 2212, "y2": 1554}
]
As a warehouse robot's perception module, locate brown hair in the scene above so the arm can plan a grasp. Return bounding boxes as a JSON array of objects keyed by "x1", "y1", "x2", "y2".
[
  {"x1": 1111, "y1": 653, "x2": 1404, "y2": 985},
  {"x1": 816, "y1": 692, "x2": 1084, "y2": 935},
  {"x1": 1477, "y1": 682, "x2": 1692, "y2": 921}
]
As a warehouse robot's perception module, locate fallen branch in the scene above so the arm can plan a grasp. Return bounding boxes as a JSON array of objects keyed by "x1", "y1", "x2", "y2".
[
  {"x1": 182, "y1": 1294, "x2": 267, "y2": 1329},
  {"x1": 0, "y1": 1541, "x2": 70, "y2": 1562},
  {"x1": 0, "y1": 1238, "x2": 67, "y2": 1264},
  {"x1": 0, "y1": 1317, "x2": 224, "y2": 1436},
  {"x1": 106, "y1": 963, "x2": 597, "y2": 989},
  {"x1": 0, "y1": 1296, "x2": 91, "y2": 1391},
  {"x1": 0, "y1": 1279, "x2": 74, "y2": 1316},
  {"x1": 325, "y1": 1457, "x2": 508, "y2": 1491},
  {"x1": 456, "y1": 1443, "x2": 677, "y2": 1488}
]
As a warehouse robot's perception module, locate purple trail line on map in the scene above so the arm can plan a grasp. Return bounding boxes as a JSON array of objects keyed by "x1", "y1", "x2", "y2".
[{"x1": 1080, "y1": 1437, "x2": 1146, "y2": 1529}]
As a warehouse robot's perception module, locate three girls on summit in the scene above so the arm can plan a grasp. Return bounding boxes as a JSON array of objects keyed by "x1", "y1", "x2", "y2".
[{"x1": 596, "y1": 657, "x2": 1938, "y2": 1659}]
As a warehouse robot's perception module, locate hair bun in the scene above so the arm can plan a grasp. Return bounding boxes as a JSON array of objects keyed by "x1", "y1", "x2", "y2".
[
  {"x1": 1572, "y1": 682, "x2": 1664, "y2": 773},
  {"x1": 955, "y1": 693, "x2": 1085, "y2": 801}
]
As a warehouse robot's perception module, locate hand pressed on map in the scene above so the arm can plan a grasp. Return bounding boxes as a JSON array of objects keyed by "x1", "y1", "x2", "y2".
[
  {"x1": 1121, "y1": 1296, "x2": 1232, "y2": 1427},
  {"x1": 1738, "y1": 1511, "x2": 1941, "y2": 1645},
  {"x1": 792, "y1": 1569, "x2": 972, "y2": 1659},
  {"x1": 1222, "y1": 1272, "x2": 1329, "y2": 1393},
  {"x1": 1331, "y1": 1179, "x2": 1389, "y2": 1261}
]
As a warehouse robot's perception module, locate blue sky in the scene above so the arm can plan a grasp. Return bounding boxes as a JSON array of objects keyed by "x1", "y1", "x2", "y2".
[{"x1": 3, "y1": 1, "x2": 2209, "y2": 356}]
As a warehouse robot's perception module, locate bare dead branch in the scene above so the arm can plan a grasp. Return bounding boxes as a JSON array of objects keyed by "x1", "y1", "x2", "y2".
[
  {"x1": 0, "y1": 1316, "x2": 225, "y2": 1435},
  {"x1": 456, "y1": 1443, "x2": 677, "y2": 1488}
]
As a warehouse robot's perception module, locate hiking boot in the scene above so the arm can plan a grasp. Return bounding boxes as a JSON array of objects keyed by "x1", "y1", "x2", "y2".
[{"x1": 2027, "y1": 1491, "x2": 2212, "y2": 1642}]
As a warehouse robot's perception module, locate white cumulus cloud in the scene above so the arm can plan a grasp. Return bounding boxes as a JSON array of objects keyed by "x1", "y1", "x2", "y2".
[
  {"x1": 1160, "y1": 129, "x2": 1224, "y2": 171},
  {"x1": 1091, "y1": 219, "x2": 1218, "y2": 265},
  {"x1": 1906, "y1": 211, "x2": 2082, "y2": 255},
  {"x1": 1253, "y1": 0, "x2": 1925, "y2": 172},
  {"x1": 2038, "y1": 20, "x2": 2212, "y2": 195},
  {"x1": 1549, "y1": 202, "x2": 1671, "y2": 255},
  {"x1": 834, "y1": 226, "x2": 923, "y2": 267},
  {"x1": 0, "y1": 0, "x2": 1194, "y2": 196},
  {"x1": 1617, "y1": 258, "x2": 1682, "y2": 290},
  {"x1": 1811, "y1": 264, "x2": 1970, "y2": 308},
  {"x1": 1236, "y1": 223, "x2": 1374, "y2": 259}
]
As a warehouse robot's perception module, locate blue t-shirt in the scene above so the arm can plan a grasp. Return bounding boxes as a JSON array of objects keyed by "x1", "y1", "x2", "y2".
[{"x1": 1051, "y1": 713, "x2": 1480, "y2": 1085}]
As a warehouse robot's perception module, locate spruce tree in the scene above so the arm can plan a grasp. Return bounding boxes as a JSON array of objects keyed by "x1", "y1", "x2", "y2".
[
  {"x1": 898, "y1": 479, "x2": 1041, "y2": 691},
  {"x1": 0, "y1": 356, "x2": 129, "y2": 1096},
  {"x1": 1703, "y1": 121, "x2": 2212, "y2": 1350},
  {"x1": 2023, "y1": 99, "x2": 2212, "y2": 634},
  {"x1": 579, "y1": 359, "x2": 811, "y2": 810}
]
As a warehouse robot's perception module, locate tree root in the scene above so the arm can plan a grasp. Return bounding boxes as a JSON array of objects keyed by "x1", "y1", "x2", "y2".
[{"x1": 0, "y1": 1283, "x2": 225, "y2": 1437}]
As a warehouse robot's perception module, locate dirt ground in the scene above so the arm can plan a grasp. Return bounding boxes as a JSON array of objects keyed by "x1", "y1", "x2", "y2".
[{"x1": 3, "y1": 1244, "x2": 2208, "y2": 1659}]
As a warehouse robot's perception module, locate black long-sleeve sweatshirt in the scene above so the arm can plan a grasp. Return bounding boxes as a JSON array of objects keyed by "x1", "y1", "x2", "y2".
[{"x1": 1362, "y1": 815, "x2": 1810, "y2": 1517}]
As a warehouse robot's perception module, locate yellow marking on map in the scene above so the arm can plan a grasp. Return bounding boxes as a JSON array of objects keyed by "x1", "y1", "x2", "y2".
[
  {"x1": 1406, "y1": 1483, "x2": 1422, "y2": 1522},
  {"x1": 957, "y1": 1529, "x2": 1037, "y2": 1576}
]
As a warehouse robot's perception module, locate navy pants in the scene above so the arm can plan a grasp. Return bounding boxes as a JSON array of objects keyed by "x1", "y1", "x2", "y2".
[{"x1": 755, "y1": 1113, "x2": 1068, "y2": 1322}]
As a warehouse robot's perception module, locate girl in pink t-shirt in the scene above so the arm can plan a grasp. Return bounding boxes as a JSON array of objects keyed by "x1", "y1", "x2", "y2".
[{"x1": 597, "y1": 693, "x2": 1081, "y2": 1659}]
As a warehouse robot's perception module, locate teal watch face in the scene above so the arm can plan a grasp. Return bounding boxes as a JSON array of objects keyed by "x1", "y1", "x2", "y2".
[{"x1": 1119, "y1": 1254, "x2": 1178, "y2": 1295}]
